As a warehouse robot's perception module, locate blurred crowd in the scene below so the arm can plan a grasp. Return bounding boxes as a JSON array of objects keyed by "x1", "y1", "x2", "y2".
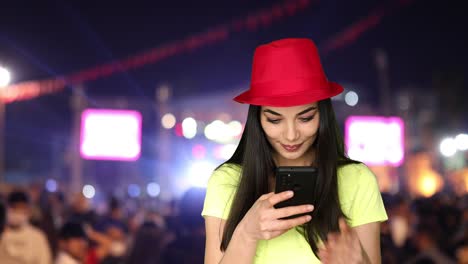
[
  {"x1": 0, "y1": 183, "x2": 466, "y2": 264},
  {"x1": 0, "y1": 185, "x2": 206, "y2": 264},
  {"x1": 381, "y1": 192, "x2": 467, "y2": 264}
]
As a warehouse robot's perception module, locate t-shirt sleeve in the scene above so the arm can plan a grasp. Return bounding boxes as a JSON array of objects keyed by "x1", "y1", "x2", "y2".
[
  {"x1": 201, "y1": 164, "x2": 240, "y2": 220},
  {"x1": 339, "y1": 163, "x2": 388, "y2": 227}
]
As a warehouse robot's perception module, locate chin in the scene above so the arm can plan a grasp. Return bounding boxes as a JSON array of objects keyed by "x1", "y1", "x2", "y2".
[{"x1": 277, "y1": 150, "x2": 307, "y2": 162}]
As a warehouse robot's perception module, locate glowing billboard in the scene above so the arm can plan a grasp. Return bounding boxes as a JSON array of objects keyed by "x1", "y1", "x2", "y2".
[
  {"x1": 80, "y1": 109, "x2": 142, "y2": 161},
  {"x1": 345, "y1": 116, "x2": 404, "y2": 166}
]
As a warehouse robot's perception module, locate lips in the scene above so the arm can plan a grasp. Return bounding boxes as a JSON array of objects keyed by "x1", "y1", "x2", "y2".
[{"x1": 281, "y1": 143, "x2": 303, "y2": 152}]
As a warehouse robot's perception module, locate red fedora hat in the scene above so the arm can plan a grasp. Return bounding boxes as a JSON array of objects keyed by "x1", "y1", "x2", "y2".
[{"x1": 234, "y1": 38, "x2": 343, "y2": 107}]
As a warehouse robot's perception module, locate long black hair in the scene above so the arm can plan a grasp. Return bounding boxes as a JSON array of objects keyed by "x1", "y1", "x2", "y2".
[{"x1": 219, "y1": 98, "x2": 359, "y2": 258}]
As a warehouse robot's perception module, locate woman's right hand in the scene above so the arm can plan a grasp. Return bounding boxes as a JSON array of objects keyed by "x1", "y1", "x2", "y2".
[{"x1": 237, "y1": 191, "x2": 314, "y2": 242}]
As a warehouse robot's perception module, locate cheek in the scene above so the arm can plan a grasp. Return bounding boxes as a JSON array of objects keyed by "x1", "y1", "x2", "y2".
[
  {"x1": 300, "y1": 121, "x2": 320, "y2": 139},
  {"x1": 261, "y1": 121, "x2": 282, "y2": 140}
]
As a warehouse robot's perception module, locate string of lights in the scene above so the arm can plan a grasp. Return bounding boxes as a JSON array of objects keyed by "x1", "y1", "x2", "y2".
[{"x1": 0, "y1": 0, "x2": 311, "y2": 103}]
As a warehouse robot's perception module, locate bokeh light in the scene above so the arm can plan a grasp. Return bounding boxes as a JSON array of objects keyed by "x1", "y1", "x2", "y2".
[
  {"x1": 161, "y1": 113, "x2": 176, "y2": 129},
  {"x1": 147, "y1": 182, "x2": 161, "y2": 197},
  {"x1": 83, "y1": 185, "x2": 96, "y2": 199},
  {"x1": 192, "y1": 144, "x2": 207, "y2": 159},
  {"x1": 187, "y1": 161, "x2": 216, "y2": 188},
  {"x1": 128, "y1": 184, "x2": 141, "y2": 197},
  {"x1": 0, "y1": 66, "x2": 11, "y2": 86},
  {"x1": 455, "y1": 133, "x2": 468, "y2": 151},
  {"x1": 440, "y1": 137, "x2": 457, "y2": 157},
  {"x1": 345, "y1": 91, "x2": 359, "y2": 106},
  {"x1": 182, "y1": 117, "x2": 197, "y2": 139},
  {"x1": 45, "y1": 179, "x2": 57, "y2": 192}
]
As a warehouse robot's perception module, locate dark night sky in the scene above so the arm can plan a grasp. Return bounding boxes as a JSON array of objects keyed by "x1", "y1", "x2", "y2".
[{"x1": 0, "y1": 0, "x2": 466, "y2": 174}]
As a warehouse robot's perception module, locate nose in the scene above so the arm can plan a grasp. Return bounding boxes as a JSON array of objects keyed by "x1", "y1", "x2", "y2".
[{"x1": 284, "y1": 122, "x2": 300, "y2": 142}]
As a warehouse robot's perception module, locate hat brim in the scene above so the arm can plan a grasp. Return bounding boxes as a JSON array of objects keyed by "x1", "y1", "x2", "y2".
[{"x1": 233, "y1": 82, "x2": 344, "y2": 107}]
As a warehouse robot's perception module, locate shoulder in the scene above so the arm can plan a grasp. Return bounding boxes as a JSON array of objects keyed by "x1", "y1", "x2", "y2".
[
  {"x1": 337, "y1": 162, "x2": 380, "y2": 201},
  {"x1": 337, "y1": 162, "x2": 376, "y2": 184},
  {"x1": 203, "y1": 163, "x2": 242, "y2": 219},
  {"x1": 208, "y1": 163, "x2": 242, "y2": 185}
]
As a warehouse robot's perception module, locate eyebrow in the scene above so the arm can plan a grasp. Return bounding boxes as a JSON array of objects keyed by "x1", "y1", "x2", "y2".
[{"x1": 263, "y1": 106, "x2": 317, "y2": 116}]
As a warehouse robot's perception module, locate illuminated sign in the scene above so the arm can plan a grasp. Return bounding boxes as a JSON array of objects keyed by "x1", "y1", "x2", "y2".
[
  {"x1": 345, "y1": 116, "x2": 404, "y2": 166},
  {"x1": 80, "y1": 109, "x2": 142, "y2": 161}
]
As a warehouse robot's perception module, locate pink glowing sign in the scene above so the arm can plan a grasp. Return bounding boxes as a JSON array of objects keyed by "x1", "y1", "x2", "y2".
[
  {"x1": 80, "y1": 109, "x2": 142, "y2": 161},
  {"x1": 345, "y1": 116, "x2": 404, "y2": 166}
]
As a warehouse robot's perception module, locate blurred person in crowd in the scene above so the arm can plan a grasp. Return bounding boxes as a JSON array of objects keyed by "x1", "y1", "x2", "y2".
[
  {"x1": 125, "y1": 221, "x2": 166, "y2": 264},
  {"x1": 163, "y1": 187, "x2": 206, "y2": 264},
  {"x1": 48, "y1": 191, "x2": 66, "y2": 229},
  {"x1": 412, "y1": 194, "x2": 464, "y2": 259},
  {"x1": 203, "y1": 38, "x2": 387, "y2": 263},
  {"x1": 380, "y1": 194, "x2": 401, "y2": 264},
  {"x1": 35, "y1": 191, "x2": 65, "y2": 259},
  {"x1": 144, "y1": 209, "x2": 166, "y2": 229},
  {"x1": 453, "y1": 195, "x2": 468, "y2": 263},
  {"x1": 405, "y1": 222, "x2": 457, "y2": 264},
  {"x1": 0, "y1": 189, "x2": 52, "y2": 264},
  {"x1": 27, "y1": 182, "x2": 45, "y2": 227},
  {"x1": 456, "y1": 243, "x2": 468, "y2": 264},
  {"x1": 126, "y1": 210, "x2": 144, "y2": 238},
  {"x1": 163, "y1": 200, "x2": 183, "y2": 240},
  {"x1": 56, "y1": 222, "x2": 89, "y2": 264},
  {"x1": 97, "y1": 197, "x2": 129, "y2": 264},
  {"x1": 0, "y1": 201, "x2": 5, "y2": 235},
  {"x1": 436, "y1": 200, "x2": 462, "y2": 257},
  {"x1": 68, "y1": 193, "x2": 98, "y2": 227},
  {"x1": 380, "y1": 193, "x2": 417, "y2": 263},
  {"x1": 97, "y1": 197, "x2": 128, "y2": 233}
]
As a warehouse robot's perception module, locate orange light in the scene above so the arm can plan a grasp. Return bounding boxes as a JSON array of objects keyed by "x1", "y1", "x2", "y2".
[{"x1": 416, "y1": 170, "x2": 443, "y2": 198}]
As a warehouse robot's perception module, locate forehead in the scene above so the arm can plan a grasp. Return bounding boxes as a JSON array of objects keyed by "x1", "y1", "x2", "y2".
[{"x1": 260, "y1": 103, "x2": 318, "y2": 114}]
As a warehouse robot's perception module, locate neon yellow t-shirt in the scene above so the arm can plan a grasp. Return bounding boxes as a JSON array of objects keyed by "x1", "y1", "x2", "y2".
[{"x1": 201, "y1": 163, "x2": 388, "y2": 264}]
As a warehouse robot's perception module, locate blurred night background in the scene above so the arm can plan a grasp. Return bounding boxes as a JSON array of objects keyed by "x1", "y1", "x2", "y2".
[{"x1": 0, "y1": 0, "x2": 467, "y2": 263}]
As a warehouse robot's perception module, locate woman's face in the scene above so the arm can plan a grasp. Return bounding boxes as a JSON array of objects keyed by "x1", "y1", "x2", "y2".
[{"x1": 260, "y1": 103, "x2": 320, "y2": 166}]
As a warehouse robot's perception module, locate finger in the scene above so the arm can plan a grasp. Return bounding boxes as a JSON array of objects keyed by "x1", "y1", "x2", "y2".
[
  {"x1": 266, "y1": 191, "x2": 294, "y2": 207},
  {"x1": 273, "y1": 204, "x2": 314, "y2": 219},
  {"x1": 269, "y1": 214, "x2": 311, "y2": 231},
  {"x1": 258, "y1": 192, "x2": 275, "y2": 201}
]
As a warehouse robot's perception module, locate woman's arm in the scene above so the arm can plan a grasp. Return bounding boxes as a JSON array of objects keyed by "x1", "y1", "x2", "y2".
[
  {"x1": 205, "y1": 216, "x2": 259, "y2": 264},
  {"x1": 354, "y1": 222, "x2": 381, "y2": 264},
  {"x1": 205, "y1": 216, "x2": 229, "y2": 264}
]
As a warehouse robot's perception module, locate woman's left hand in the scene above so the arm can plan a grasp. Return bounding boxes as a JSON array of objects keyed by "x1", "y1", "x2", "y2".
[{"x1": 318, "y1": 218, "x2": 370, "y2": 264}]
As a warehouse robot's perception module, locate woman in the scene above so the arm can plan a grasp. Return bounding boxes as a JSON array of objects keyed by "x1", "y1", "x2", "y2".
[{"x1": 202, "y1": 38, "x2": 387, "y2": 263}]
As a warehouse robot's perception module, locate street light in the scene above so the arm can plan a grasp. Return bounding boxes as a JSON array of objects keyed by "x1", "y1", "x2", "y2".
[
  {"x1": 0, "y1": 66, "x2": 11, "y2": 87},
  {"x1": 0, "y1": 65, "x2": 11, "y2": 183}
]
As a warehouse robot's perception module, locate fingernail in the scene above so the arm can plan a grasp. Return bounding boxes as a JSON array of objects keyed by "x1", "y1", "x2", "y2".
[
  {"x1": 286, "y1": 191, "x2": 293, "y2": 197},
  {"x1": 307, "y1": 205, "x2": 314, "y2": 210},
  {"x1": 306, "y1": 215, "x2": 312, "y2": 221}
]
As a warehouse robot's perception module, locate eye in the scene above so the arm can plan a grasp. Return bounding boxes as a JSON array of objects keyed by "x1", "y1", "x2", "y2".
[
  {"x1": 299, "y1": 115, "x2": 315, "y2": 122},
  {"x1": 266, "y1": 118, "x2": 281, "y2": 124}
]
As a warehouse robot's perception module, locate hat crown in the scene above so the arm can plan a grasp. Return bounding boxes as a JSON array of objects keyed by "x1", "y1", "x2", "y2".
[
  {"x1": 251, "y1": 38, "x2": 327, "y2": 89},
  {"x1": 233, "y1": 38, "x2": 343, "y2": 107}
]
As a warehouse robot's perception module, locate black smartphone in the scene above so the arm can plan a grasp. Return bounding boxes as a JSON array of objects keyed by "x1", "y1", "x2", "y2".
[{"x1": 274, "y1": 166, "x2": 318, "y2": 219}]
